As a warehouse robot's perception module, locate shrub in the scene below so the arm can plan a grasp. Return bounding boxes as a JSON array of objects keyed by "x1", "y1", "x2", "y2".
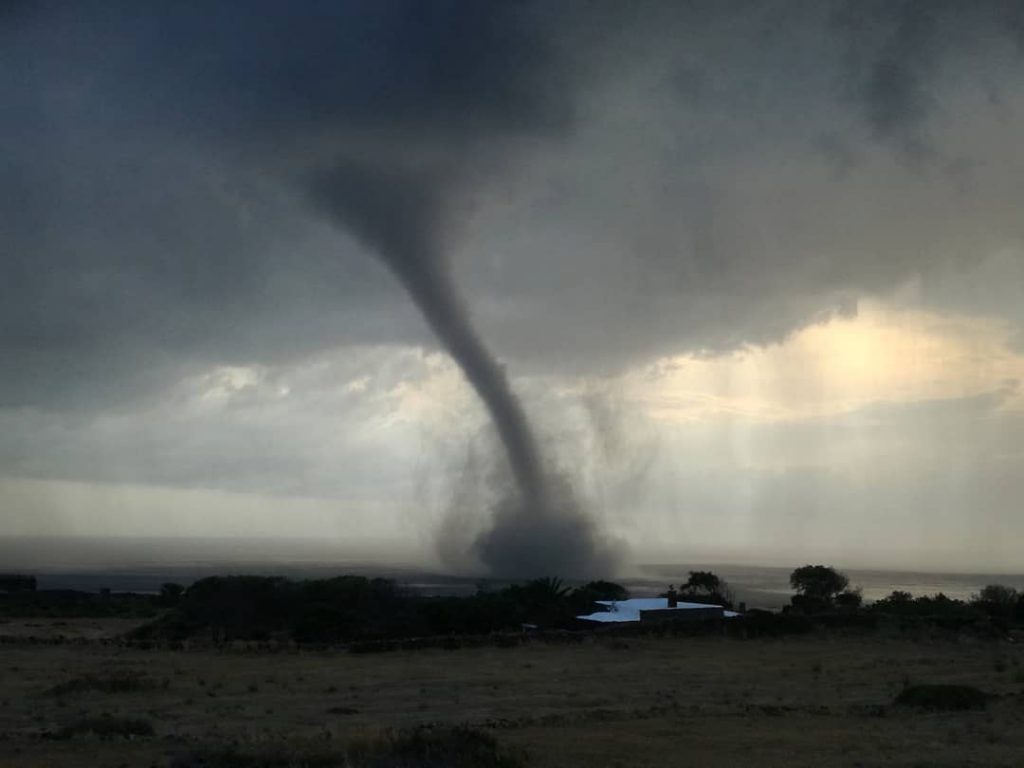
[
  {"x1": 834, "y1": 589, "x2": 863, "y2": 610},
  {"x1": 325, "y1": 705, "x2": 359, "y2": 715},
  {"x1": 684, "y1": 571, "x2": 721, "y2": 593},
  {"x1": 976, "y1": 585, "x2": 1018, "y2": 605},
  {"x1": 160, "y1": 582, "x2": 185, "y2": 606},
  {"x1": 572, "y1": 580, "x2": 629, "y2": 604},
  {"x1": 870, "y1": 592, "x2": 986, "y2": 626},
  {"x1": 894, "y1": 684, "x2": 988, "y2": 711},
  {"x1": 170, "y1": 726, "x2": 527, "y2": 767},
  {"x1": 668, "y1": 571, "x2": 736, "y2": 610},
  {"x1": 51, "y1": 716, "x2": 154, "y2": 740},
  {"x1": 788, "y1": 594, "x2": 832, "y2": 615},
  {"x1": 971, "y1": 584, "x2": 1022, "y2": 624},
  {"x1": 0, "y1": 589, "x2": 159, "y2": 619},
  {"x1": 790, "y1": 565, "x2": 849, "y2": 602},
  {"x1": 363, "y1": 726, "x2": 527, "y2": 768},
  {"x1": 46, "y1": 673, "x2": 160, "y2": 696},
  {"x1": 730, "y1": 611, "x2": 814, "y2": 637}
]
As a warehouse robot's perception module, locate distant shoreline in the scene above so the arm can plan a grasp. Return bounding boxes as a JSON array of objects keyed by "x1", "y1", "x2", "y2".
[{"x1": 13, "y1": 562, "x2": 1024, "y2": 612}]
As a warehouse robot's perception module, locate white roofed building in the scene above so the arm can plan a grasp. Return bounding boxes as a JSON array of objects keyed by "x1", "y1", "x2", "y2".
[{"x1": 577, "y1": 597, "x2": 740, "y2": 624}]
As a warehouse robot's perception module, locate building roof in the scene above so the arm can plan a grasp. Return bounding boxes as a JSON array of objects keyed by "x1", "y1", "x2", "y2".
[{"x1": 576, "y1": 597, "x2": 740, "y2": 623}]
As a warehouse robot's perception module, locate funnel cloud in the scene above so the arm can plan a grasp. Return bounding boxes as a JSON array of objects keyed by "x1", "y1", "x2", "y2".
[{"x1": 311, "y1": 159, "x2": 618, "y2": 578}]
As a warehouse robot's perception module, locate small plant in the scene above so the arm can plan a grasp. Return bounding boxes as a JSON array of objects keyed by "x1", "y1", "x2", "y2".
[
  {"x1": 50, "y1": 715, "x2": 154, "y2": 740},
  {"x1": 46, "y1": 674, "x2": 159, "y2": 696},
  {"x1": 171, "y1": 726, "x2": 527, "y2": 767},
  {"x1": 894, "y1": 684, "x2": 988, "y2": 711},
  {"x1": 326, "y1": 705, "x2": 359, "y2": 715}
]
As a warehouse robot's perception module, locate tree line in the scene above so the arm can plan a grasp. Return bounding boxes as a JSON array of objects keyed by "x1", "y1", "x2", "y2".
[{"x1": 4, "y1": 565, "x2": 1022, "y2": 642}]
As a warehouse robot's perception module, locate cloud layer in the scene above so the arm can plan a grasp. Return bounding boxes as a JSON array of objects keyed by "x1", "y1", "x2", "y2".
[
  {"x1": 3, "y1": 2, "x2": 1024, "y2": 572},
  {"x1": 4, "y1": 2, "x2": 1023, "y2": 405}
]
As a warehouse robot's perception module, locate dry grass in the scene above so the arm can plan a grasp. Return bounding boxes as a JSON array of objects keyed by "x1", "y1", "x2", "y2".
[{"x1": 2, "y1": 624, "x2": 1024, "y2": 767}]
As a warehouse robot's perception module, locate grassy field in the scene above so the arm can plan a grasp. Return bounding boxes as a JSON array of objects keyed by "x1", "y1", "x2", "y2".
[{"x1": 2, "y1": 623, "x2": 1024, "y2": 766}]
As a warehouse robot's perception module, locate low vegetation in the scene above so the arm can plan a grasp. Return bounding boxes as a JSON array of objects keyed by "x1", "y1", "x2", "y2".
[
  {"x1": 894, "y1": 684, "x2": 989, "y2": 711},
  {"x1": 671, "y1": 571, "x2": 736, "y2": 609},
  {"x1": 114, "y1": 564, "x2": 1024, "y2": 648},
  {"x1": 0, "y1": 587, "x2": 159, "y2": 619},
  {"x1": 170, "y1": 726, "x2": 527, "y2": 768},
  {"x1": 49, "y1": 715, "x2": 155, "y2": 740},
  {"x1": 783, "y1": 566, "x2": 1024, "y2": 635},
  {"x1": 788, "y1": 565, "x2": 862, "y2": 614},
  {"x1": 46, "y1": 672, "x2": 163, "y2": 696},
  {"x1": 130, "y1": 575, "x2": 632, "y2": 645}
]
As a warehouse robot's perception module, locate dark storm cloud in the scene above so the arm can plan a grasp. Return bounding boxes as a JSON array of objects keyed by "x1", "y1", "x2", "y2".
[
  {"x1": 5, "y1": 1, "x2": 1023, "y2": 409},
  {"x1": 0, "y1": 1, "x2": 572, "y2": 408},
  {"x1": 3, "y1": 1, "x2": 1024, "y2": 520},
  {"x1": 834, "y1": 0, "x2": 1024, "y2": 148}
]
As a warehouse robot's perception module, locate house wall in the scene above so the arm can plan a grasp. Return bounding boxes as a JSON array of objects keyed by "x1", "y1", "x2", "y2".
[{"x1": 639, "y1": 606, "x2": 723, "y2": 623}]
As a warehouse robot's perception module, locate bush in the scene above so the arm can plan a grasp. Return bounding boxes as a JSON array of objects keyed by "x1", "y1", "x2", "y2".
[
  {"x1": 729, "y1": 611, "x2": 814, "y2": 637},
  {"x1": 869, "y1": 592, "x2": 987, "y2": 627},
  {"x1": 170, "y1": 726, "x2": 527, "y2": 767},
  {"x1": 573, "y1": 580, "x2": 629, "y2": 602},
  {"x1": 788, "y1": 593, "x2": 832, "y2": 615},
  {"x1": 364, "y1": 726, "x2": 527, "y2": 768},
  {"x1": 790, "y1": 565, "x2": 849, "y2": 602},
  {"x1": 834, "y1": 589, "x2": 863, "y2": 610},
  {"x1": 884, "y1": 590, "x2": 913, "y2": 603},
  {"x1": 0, "y1": 589, "x2": 159, "y2": 619},
  {"x1": 160, "y1": 582, "x2": 185, "y2": 606},
  {"x1": 684, "y1": 571, "x2": 721, "y2": 593},
  {"x1": 0, "y1": 574, "x2": 36, "y2": 592},
  {"x1": 51, "y1": 716, "x2": 154, "y2": 740},
  {"x1": 673, "y1": 571, "x2": 735, "y2": 610},
  {"x1": 46, "y1": 673, "x2": 160, "y2": 696},
  {"x1": 813, "y1": 612, "x2": 878, "y2": 630},
  {"x1": 135, "y1": 575, "x2": 419, "y2": 644},
  {"x1": 894, "y1": 684, "x2": 988, "y2": 711},
  {"x1": 136, "y1": 574, "x2": 614, "y2": 644},
  {"x1": 976, "y1": 585, "x2": 1018, "y2": 605},
  {"x1": 971, "y1": 584, "x2": 1022, "y2": 624}
]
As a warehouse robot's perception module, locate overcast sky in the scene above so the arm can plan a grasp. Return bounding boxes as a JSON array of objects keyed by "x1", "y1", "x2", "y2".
[{"x1": 3, "y1": 1, "x2": 1024, "y2": 574}]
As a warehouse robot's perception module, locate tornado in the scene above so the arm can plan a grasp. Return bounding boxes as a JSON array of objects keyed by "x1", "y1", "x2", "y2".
[{"x1": 312, "y1": 161, "x2": 617, "y2": 577}]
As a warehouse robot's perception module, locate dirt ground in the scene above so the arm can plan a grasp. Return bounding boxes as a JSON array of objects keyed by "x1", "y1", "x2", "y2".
[{"x1": 2, "y1": 625, "x2": 1023, "y2": 767}]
